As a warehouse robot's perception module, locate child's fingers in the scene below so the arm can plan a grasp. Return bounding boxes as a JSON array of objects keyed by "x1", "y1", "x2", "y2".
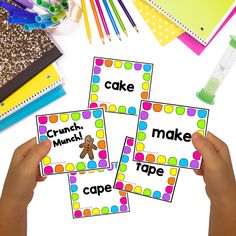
[
  {"x1": 23, "y1": 139, "x2": 52, "y2": 170},
  {"x1": 192, "y1": 132, "x2": 219, "y2": 168},
  {"x1": 193, "y1": 160, "x2": 205, "y2": 176},
  {"x1": 194, "y1": 169, "x2": 203, "y2": 176},
  {"x1": 37, "y1": 175, "x2": 47, "y2": 182},
  {"x1": 12, "y1": 138, "x2": 37, "y2": 166},
  {"x1": 207, "y1": 132, "x2": 230, "y2": 160}
]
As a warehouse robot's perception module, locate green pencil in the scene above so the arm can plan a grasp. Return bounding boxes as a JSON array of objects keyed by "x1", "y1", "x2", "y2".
[{"x1": 108, "y1": 0, "x2": 127, "y2": 36}]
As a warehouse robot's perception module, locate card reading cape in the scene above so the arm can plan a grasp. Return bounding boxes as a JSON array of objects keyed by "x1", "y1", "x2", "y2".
[
  {"x1": 36, "y1": 108, "x2": 110, "y2": 175},
  {"x1": 69, "y1": 162, "x2": 130, "y2": 218},
  {"x1": 88, "y1": 57, "x2": 153, "y2": 116},
  {"x1": 133, "y1": 101, "x2": 209, "y2": 169},
  {"x1": 114, "y1": 137, "x2": 179, "y2": 202}
]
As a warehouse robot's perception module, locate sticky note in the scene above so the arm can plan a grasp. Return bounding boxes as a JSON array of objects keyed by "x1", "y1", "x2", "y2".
[
  {"x1": 88, "y1": 57, "x2": 153, "y2": 116},
  {"x1": 69, "y1": 162, "x2": 130, "y2": 218},
  {"x1": 133, "y1": 0, "x2": 184, "y2": 46},
  {"x1": 114, "y1": 137, "x2": 179, "y2": 202},
  {"x1": 133, "y1": 101, "x2": 209, "y2": 169},
  {"x1": 36, "y1": 108, "x2": 110, "y2": 175}
]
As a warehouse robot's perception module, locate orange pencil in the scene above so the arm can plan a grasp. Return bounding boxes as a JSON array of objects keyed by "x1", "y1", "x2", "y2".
[{"x1": 90, "y1": 0, "x2": 105, "y2": 44}]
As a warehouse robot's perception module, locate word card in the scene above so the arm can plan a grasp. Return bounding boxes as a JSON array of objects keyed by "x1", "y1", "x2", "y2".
[
  {"x1": 88, "y1": 57, "x2": 153, "y2": 116},
  {"x1": 114, "y1": 137, "x2": 179, "y2": 202},
  {"x1": 36, "y1": 108, "x2": 110, "y2": 176},
  {"x1": 133, "y1": 101, "x2": 209, "y2": 169},
  {"x1": 69, "y1": 162, "x2": 130, "y2": 218}
]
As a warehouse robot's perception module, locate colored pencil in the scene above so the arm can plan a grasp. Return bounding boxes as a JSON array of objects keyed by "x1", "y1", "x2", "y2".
[
  {"x1": 102, "y1": 0, "x2": 121, "y2": 40},
  {"x1": 90, "y1": 0, "x2": 105, "y2": 44},
  {"x1": 118, "y1": 0, "x2": 138, "y2": 32},
  {"x1": 108, "y1": 0, "x2": 127, "y2": 36},
  {"x1": 81, "y1": 0, "x2": 92, "y2": 43},
  {"x1": 95, "y1": 0, "x2": 111, "y2": 41}
]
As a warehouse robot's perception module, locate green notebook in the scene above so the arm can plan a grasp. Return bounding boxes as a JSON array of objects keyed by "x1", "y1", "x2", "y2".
[{"x1": 148, "y1": 0, "x2": 235, "y2": 45}]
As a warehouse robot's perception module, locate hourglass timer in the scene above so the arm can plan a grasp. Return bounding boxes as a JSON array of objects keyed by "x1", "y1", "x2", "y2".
[{"x1": 197, "y1": 35, "x2": 236, "y2": 104}]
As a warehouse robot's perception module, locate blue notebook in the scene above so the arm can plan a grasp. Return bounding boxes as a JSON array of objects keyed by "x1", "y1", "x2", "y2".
[{"x1": 0, "y1": 85, "x2": 66, "y2": 131}]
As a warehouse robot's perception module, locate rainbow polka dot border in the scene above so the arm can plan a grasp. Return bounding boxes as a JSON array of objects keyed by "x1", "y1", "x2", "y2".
[
  {"x1": 88, "y1": 57, "x2": 153, "y2": 115},
  {"x1": 114, "y1": 137, "x2": 179, "y2": 202},
  {"x1": 36, "y1": 108, "x2": 110, "y2": 175},
  {"x1": 69, "y1": 163, "x2": 130, "y2": 218},
  {"x1": 133, "y1": 101, "x2": 209, "y2": 169}
]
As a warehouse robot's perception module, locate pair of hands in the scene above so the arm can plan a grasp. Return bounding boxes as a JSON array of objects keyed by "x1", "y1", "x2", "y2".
[{"x1": 0, "y1": 132, "x2": 235, "y2": 210}]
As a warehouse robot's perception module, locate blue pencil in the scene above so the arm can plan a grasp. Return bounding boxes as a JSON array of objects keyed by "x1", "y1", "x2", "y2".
[{"x1": 102, "y1": 0, "x2": 121, "y2": 40}]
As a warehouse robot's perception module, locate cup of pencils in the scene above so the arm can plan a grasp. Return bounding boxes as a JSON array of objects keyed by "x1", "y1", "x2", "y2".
[
  {"x1": 0, "y1": 0, "x2": 70, "y2": 31},
  {"x1": 81, "y1": 0, "x2": 138, "y2": 44}
]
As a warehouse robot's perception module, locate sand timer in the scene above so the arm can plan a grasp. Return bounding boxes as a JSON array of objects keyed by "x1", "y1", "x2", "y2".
[{"x1": 197, "y1": 35, "x2": 236, "y2": 104}]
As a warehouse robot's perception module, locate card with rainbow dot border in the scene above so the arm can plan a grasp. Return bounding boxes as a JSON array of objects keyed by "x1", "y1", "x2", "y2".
[
  {"x1": 133, "y1": 101, "x2": 209, "y2": 169},
  {"x1": 36, "y1": 108, "x2": 110, "y2": 176},
  {"x1": 88, "y1": 57, "x2": 153, "y2": 116},
  {"x1": 114, "y1": 137, "x2": 179, "y2": 202},
  {"x1": 69, "y1": 162, "x2": 130, "y2": 218}
]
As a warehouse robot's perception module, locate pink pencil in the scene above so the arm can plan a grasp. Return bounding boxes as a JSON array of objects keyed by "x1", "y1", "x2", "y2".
[{"x1": 95, "y1": 0, "x2": 111, "y2": 41}]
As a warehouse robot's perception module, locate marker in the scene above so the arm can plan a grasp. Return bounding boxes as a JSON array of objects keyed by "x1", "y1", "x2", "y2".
[
  {"x1": 40, "y1": 19, "x2": 57, "y2": 29},
  {"x1": 8, "y1": 17, "x2": 36, "y2": 24},
  {"x1": 9, "y1": 10, "x2": 38, "y2": 19},
  {"x1": 35, "y1": 13, "x2": 53, "y2": 22},
  {"x1": 0, "y1": 0, "x2": 37, "y2": 16},
  {"x1": 12, "y1": 0, "x2": 33, "y2": 9},
  {"x1": 102, "y1": 0, "x2": 121, "y2": 40},
  {"x1": 118, "y1": 0, "x2": 138, "y2": 32},
  {"x1": 197, "y1": 35, "x2": 236, "y2": 104},
  {"x1": 61, "y1": 1, "x2": 68, "y2": 8},
  {"x1": 51, "y1": 10, "x2": 66, "y2": 23},
  {"x1": 49, "y1": 4, "x2": 63, "y2": 13},
  {"x1": 36, "y1": 0, "x2": 52, "y2": 9},
  {"x1": 23, "y1": 22, "x2": 41, "y2": 31}
]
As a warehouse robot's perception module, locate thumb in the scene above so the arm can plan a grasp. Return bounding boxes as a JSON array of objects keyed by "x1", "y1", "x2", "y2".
[
  {"x1": 24, "y1": 139, "x2": 51, "y2": 169},
  {"x1": 192, "y1": 132, "x2": 219, "y2": 168}
]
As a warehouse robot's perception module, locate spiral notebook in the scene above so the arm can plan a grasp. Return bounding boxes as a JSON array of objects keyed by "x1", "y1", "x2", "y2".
[
  {"x1": 0, "y1": 63, "x2": 64, "y2": 120},
  {"x1": 178, "y1": 6, "x2": 236, "y2": 55},
  {"x1": 0, "y1": 85, "x2": 66, "y2": 131},
  {"x1": 148, "y1": 0, "x2": 236, "y2": 45}
]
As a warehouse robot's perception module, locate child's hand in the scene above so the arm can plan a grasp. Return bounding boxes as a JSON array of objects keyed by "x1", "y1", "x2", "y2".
[
  {"x1": 192, "y1": 132, "x2": 236, "y2": 204},
  {"x1": 0, "y1": 138, "x2": 51, "y2": 209}
]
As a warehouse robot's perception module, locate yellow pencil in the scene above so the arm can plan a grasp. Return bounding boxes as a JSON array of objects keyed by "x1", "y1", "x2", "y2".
[{"x1": 81, "y1": 0, "x2": 92, "y2": 44}]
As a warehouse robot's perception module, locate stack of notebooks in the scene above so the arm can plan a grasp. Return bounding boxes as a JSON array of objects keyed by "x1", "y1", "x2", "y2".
[
  {"x1": 133, "y1": 0, "x2": 236, "y2": 55},
  {"x1": 0, "y1": 0, "x2": 66, "y2": 131}
]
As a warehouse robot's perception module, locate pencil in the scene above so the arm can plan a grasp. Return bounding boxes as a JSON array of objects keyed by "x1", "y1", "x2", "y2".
[
  {"x1": 102, "y1": 0, "x2": 121, "y2": 40},
  {"x1": 95, "y1": 0, "x2": 111, "y2": 41},
  {"x1": 90, "y1": 0, "x2": 105, "y2": 44},
  {"x1": 108, "y1": 0, "x2": 127, "y2": 36},
  {"x1": 81, "y1": 0, "x2": 92, "y2": 44},
  {"x1": 118, "y1": 0, "x2": 138, "y2": 32}
]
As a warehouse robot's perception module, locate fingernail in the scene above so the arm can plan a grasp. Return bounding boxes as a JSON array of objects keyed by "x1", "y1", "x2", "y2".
[
  {"x1": 192, "y1": 132, "x2": 203, "y2": 141},
  {"x1": 41, "y1": 139, "x2": 51, "y2": 147}
]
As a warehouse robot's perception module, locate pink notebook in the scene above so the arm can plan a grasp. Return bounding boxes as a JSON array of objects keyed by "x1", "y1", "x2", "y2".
[{"x1": 178, "y1": 7, "x2": 236, "y2": 55}]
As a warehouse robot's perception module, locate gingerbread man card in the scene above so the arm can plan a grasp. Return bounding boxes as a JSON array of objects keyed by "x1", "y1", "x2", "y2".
[{"x1": 36, "y1": 108, "x2": 110, "y2": 176}]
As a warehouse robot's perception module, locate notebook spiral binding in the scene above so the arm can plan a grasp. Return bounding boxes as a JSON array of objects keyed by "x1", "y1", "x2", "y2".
[
  {"x1": 0, "y1": 79, "x2": 64, "y2": 120},
  {"x1": 147, "y1": 0, "x2": 207, "y2": 45}
]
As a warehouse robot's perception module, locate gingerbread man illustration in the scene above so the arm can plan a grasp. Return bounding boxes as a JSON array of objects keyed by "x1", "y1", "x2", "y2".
[{"x1": 79, "y1": 135, "x2": 98, "y2": 160}]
